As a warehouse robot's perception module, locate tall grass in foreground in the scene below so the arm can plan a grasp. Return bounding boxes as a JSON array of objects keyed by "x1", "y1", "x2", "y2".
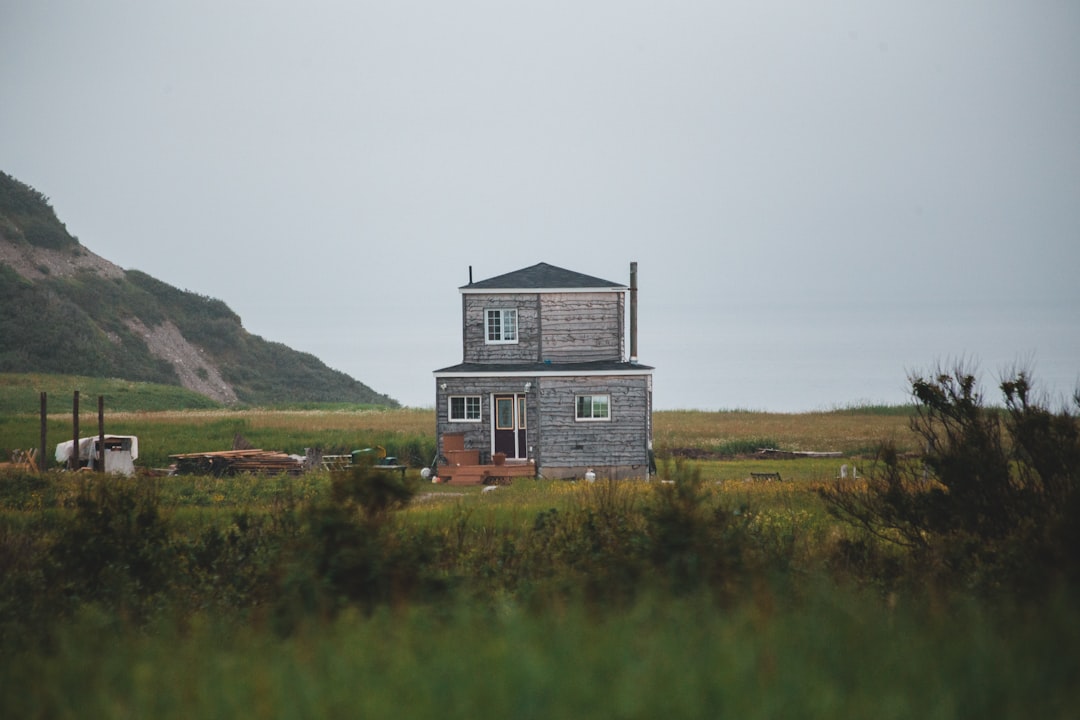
[
  {"x1": 1, "y1": 460, "x2": 1077, "y2": 718},
  {"x1": 4, "y1": 589, "x2": 1077, "y2": 720},
  {"x1": 2, "y1": 392, "x2": 1076, "y2": 718}
]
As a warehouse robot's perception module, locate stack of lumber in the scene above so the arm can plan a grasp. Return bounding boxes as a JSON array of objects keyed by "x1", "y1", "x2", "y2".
[{"x1": 169, "y1": 449, "x2": 302, "y2": 476}]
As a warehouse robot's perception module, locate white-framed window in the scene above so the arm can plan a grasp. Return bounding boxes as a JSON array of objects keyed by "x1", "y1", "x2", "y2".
[
  {"x1": 575, "y1": 394, "x2": 610, "y2": 421},
  {"x1": 486, "y1": 308, "x2": 518, "y2": 343},
  {"x1": 448, "y1": 395, "x2": 481, "y2": 422}
]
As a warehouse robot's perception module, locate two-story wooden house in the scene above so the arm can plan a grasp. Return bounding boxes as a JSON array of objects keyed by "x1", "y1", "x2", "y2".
[{"x1": 432, "y1": 262, "x2": 654, "y2": 482}]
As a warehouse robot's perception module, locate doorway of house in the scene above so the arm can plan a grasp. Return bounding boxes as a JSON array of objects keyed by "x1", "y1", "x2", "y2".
[{"x1": 493, "y1": 394, "x2": 527, "y2": 460}]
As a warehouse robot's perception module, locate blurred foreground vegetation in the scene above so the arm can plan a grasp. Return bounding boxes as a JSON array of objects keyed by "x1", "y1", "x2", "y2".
[{"x1": 1, "y1": 369, "x2": 1077, "y2": 718}]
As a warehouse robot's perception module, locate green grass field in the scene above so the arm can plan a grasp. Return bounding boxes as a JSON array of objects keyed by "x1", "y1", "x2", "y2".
[
  {"x1": 1, "y1": 371, "x2": 917, "y2": 469},
  {"x1": 1, "y1": 382, "x2": 1075, "y2": 718}
]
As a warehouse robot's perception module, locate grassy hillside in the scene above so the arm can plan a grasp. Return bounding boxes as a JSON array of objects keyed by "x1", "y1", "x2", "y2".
[
  {"x1": 0, "y1": 171, "x2": 398, "y2": 407},
  {"x1": 0, "y1": 373, "x2": 223, "y2": 415},
  {"x1": 0, "y1": 264, "x2": 180, "y2": 384},
  {"x1": 0, "y1": 171, "x2": 78, "y2": 250}
]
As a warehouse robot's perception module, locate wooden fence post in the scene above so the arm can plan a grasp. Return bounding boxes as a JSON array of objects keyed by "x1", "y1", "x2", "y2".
[
  {"x1": 98, "y1": 395, "x2": 105, "y2": 473},
  {"x1": 70, "y1": 390, "x2": 79, "y2": 470},
  {"x1": 39, "y1": 391, "x2": 47, "y2": 473}
]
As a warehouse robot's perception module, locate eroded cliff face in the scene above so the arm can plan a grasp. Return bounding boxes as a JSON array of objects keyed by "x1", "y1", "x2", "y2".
[
  {"x1": 0, "y1": 236, "x2": 124, "y2": 281},
  {"x1": 122, "y1": 318, "x2": 238, "y2": 404}
]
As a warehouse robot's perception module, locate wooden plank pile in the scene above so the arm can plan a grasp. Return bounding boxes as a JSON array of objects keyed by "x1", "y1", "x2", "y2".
[{"x1": 169, "y1": 449, "x2": 302, "y2": 476}]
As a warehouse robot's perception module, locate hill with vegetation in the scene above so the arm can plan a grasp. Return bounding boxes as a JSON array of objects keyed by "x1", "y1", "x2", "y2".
[{"x1": 0, "y1": 171, "x2": 398, "y2": 407}]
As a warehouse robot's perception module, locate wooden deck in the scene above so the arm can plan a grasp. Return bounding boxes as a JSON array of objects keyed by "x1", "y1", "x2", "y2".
[{"x1": 436, "y1": 460, "x2": 536, "y2": 486}]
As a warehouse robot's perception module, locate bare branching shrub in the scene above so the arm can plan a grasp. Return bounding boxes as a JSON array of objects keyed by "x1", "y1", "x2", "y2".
[{"x1": 820, "y1": 365, "x2": 1080, "y2": 596}]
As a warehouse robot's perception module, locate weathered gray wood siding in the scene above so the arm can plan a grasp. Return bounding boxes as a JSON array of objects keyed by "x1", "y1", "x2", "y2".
[
  {"x1": 434, "y1": 377, "x2": 537, "y2": 456},
  {"x1": 462, "y1": 294, "x2": 540, "y2": 363},
  {"x1": 539, "y1": 293, "x2": 624, "y2": 362},
  {"x1": 463, "y1": 291, "x2": 625, "y2": 364},
  {"x1": 535, "y1": 375, "x2": 651, "y2": 472}
]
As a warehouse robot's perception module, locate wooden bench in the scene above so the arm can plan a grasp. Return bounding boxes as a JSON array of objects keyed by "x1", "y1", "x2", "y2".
[
  {"x1": 372, "y1": 464, "x2": 409, "y2": 479},
  {"x1": 750, "y1": 472, "x2": 783, "y2": 482}
]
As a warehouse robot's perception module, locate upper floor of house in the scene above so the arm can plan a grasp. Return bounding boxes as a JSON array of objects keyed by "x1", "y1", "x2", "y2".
[{"x1": 459, "y1": 262, "x2": 629, "y2": 365}]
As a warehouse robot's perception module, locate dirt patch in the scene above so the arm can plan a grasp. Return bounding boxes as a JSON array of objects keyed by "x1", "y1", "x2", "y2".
[
  {"x1": 415, "y1": 492, "x2": 467, "y2": 503},
  {"x1": 124, "y1": 318, "x2": 239, "y2": 405},
  {"x1": 667, "y1": 447, "x2": 765, "y2": 461},
  {"x1": 0, "y1": 238, "x2": 124, "y2": 280}
]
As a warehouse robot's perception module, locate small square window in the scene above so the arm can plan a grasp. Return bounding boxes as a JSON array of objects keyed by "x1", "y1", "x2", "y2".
[
  {"x1": 449, "y1": 395, "x2": 481, "y2": 422},
  {"x1": 575, "y1": 394, "x2": 610, "y2": 421},
  {"x1": 486, "y1": 308, "x2": 518, "y2": 343}
]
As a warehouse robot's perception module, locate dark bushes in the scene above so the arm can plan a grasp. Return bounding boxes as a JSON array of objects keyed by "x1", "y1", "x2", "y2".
[
  {"x1": 275, "y1": 459, "x2": 444, "y2": 629},
  {"x1": 820, "y1": 367, "x2": 1080, "y2": 597},
  {"x1": 646, "y1": 461, "x2": 742, "y2": 595},
  {"x1": 474, "y1": 467, "x2": 758, "y2": 609},
  {"x1": 49, "y1": 477, "x2": 174, "y2": 621},
  {"x1": 0, "y1": 461, "x2": 771, "y2": 645}
]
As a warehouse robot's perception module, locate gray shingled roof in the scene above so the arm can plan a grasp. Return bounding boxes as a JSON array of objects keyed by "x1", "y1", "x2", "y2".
[{"x1": 462, "y1": 262, "x2": 625, "y2": 290}]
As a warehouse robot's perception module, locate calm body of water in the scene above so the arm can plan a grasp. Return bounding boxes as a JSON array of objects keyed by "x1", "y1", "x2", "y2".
[
  {"x1": 647, "y1": 299, "x2": 1080, "y2": 412},
  {"x1": 263, "y1": 296, "x2": 1077, "y2": 413}
]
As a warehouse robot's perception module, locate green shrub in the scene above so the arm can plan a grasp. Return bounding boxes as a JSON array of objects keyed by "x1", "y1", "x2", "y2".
[
  {"x1": 274, "y1": 459, "x2": 442, "y2": 628},
  {"x1": 0, "y1": 172, "x2": 79, "y2": 250},
  {"x1": 0, "y1": 514, "x2": 52, "y2": 648},
  {"x1": 820, "y1": 367, "x2": 1080, "y2": 597},
  {"x1": 49, "y1": 477, "x2": 174, "y2": 620}
]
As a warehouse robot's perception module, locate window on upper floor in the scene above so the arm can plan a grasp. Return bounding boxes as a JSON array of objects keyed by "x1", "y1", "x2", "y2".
[
  {"x1": 448, "y1": 395, "x2": 481, "y2": 422},
  {"x1": 575, "y1": 394, "x2": 610, "y2": 421},
  {"x1": 486, "y1": 308, "x2": 518, "y2": 344}
]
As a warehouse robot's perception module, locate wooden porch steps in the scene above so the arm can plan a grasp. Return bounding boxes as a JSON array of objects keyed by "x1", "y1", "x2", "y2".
[{"x1": 440, "y1": 461, "x2": 536, "y2": 486}]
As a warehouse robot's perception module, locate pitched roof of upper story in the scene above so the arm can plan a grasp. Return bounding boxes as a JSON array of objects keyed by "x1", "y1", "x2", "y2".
[{"x1": 462, "y1": 262, "x2": 626, "y2": 292}]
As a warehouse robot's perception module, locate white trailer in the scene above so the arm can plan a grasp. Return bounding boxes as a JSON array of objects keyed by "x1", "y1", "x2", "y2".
[{"x1": 54, "y1": 435, "x2": 139, "y2": 476}]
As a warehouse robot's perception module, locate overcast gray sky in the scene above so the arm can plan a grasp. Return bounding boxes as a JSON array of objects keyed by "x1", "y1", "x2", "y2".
[{"x1": 3, "y1": 1, "x2": 1078, "y2": 410}]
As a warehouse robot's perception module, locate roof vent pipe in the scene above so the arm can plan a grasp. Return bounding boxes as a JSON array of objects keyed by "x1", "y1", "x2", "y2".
[
  {"x1": 629, "y1": 261, "x2": 638, "y2": 364},
  {"x1": 469, "y1": 265, "x2": 473, "y2": 285}
]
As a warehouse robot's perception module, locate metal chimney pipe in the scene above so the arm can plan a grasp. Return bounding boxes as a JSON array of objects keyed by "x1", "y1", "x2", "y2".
[{"x1": 629, "y1": 261, "x2": 638, "y2": 363}]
